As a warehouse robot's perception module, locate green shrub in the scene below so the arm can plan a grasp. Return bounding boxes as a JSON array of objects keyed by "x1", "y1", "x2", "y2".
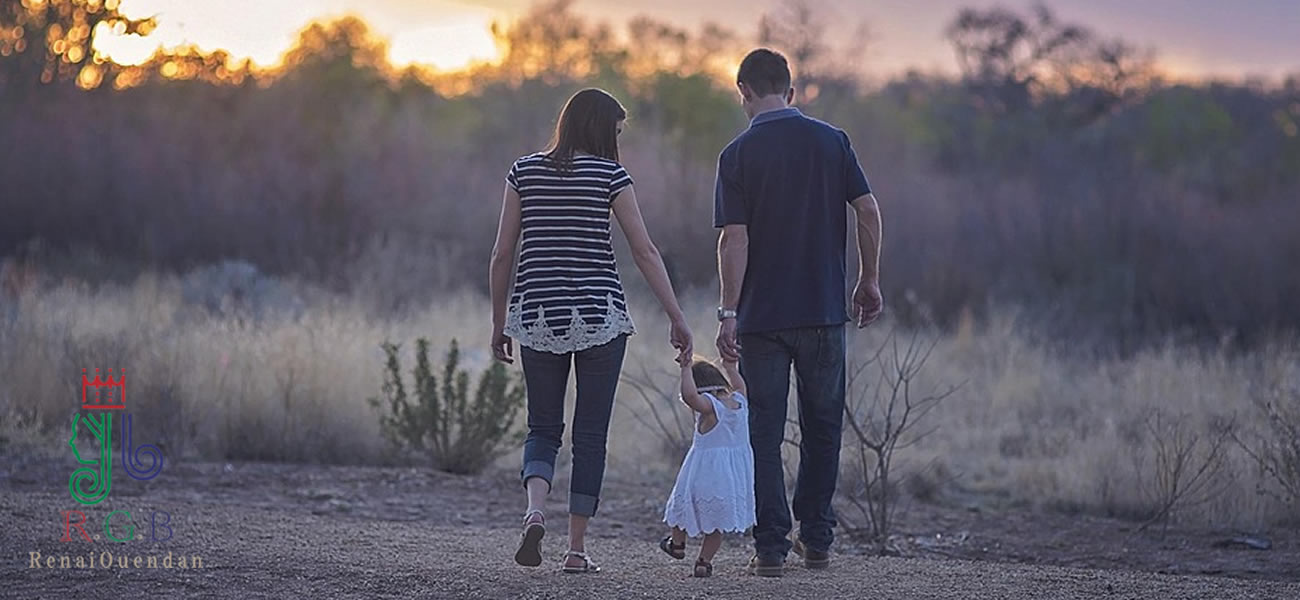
[{"x1": 368, "y1": 338, "x2": 525, "y2": 474}]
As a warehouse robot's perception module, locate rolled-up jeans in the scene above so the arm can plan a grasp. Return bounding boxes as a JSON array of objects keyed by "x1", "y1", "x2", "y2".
[
  {"x1": 518, "y1": 334, "x2": 627, "y2": 517},
  {"x1": 740, "y1": 325, "x2": 846, "y2": 560}
]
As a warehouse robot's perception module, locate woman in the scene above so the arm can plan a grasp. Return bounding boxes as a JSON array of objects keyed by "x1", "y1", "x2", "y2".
[{"x1": 489, "y1": 88, "x2": 692, "y2": 573}]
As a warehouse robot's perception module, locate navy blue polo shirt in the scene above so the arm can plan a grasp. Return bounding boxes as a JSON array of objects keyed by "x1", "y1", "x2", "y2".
[{"x1": 713, "y1": 107, "x2": 872, "y2": 335}]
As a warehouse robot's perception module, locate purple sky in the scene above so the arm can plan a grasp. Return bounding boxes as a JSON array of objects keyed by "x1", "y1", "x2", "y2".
[
  {"x1": 102, "y1": 0, "x2": 1300, "y2": 79},
  {"x1": 583, "y1": 0, "x2": 1300, "y2": 79}
]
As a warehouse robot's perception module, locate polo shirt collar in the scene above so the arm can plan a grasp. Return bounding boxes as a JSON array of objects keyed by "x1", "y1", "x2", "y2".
[{"x1": 750, "y1": 107, "x2": 801, "y2": 127}]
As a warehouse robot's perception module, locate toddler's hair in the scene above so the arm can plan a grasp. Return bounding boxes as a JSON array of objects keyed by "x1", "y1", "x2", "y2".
[{"x1": 691, "y1": 358, "x2": 732, "y2": 392}]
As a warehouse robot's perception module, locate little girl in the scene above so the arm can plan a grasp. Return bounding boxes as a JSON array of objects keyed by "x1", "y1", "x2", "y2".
[{"x1": 659, "y1": 355, "x2": 756, "y2": 577}]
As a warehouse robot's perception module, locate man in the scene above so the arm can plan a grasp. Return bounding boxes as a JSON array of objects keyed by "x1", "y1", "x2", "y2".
[{"x1": 713, "y1": 48, "x2": 883, "y2": 577}]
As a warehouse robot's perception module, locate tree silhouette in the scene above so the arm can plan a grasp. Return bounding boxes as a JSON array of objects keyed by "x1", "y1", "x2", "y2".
[
  {"x1": 489, "y1": 0, "x2": 624, "y2": 86},
  {"x1": 0, "y1": 0, "x2": 155, "y2": 91},
  {"x1": 276, "y1": 15, "x2": 393, "y2": 90},
  {"x1": 945, "y1": 3, "x2": 1153, "y2": 118},
  {"x1": 758, "y1": 0, "x2": 870, "y2": 104}
]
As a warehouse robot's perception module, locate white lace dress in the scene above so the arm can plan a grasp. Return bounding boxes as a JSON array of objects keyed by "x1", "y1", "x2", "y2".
[{"x1": 662, "y1": 392, "x2": 757, "y2": 537}]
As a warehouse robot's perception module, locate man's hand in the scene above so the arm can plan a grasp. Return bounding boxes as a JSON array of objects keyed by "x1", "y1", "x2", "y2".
[
  {"x1": 853, "y1": 280, "x2": 883, "y2": 328},
  {"x1": 716, "y1": 318, "x2": 741, "y2": 362}
]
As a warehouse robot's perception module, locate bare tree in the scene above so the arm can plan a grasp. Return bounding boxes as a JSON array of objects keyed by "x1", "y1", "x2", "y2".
[
  {"x1": 757, "y1": 0, "x2": 871, "y2": 103},
  {"x1": 841, "y1": 331, "x2": 959, "y2": 555},
  {"x1": 1232, "y1": 384, "x2": 1300, "y2": 505},
  {"x1": 1133, "y1": 409, "x2": 1232, "y2": 533},
  {"x1": 619, "y1": 363, "x2": 694, "y2": 461},
  {"x1": 945, "y1": 2, "x2": 1152, "y2": 116}
]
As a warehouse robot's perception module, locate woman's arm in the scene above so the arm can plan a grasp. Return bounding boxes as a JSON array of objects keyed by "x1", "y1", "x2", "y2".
[
  {"x1": 611, "y1": 185, "x2": 692, "y2": 360},
  {"x1": 678, "y1": 359, "x2": 715, "y2": 416},
  {"x1": 489, "y1": 184, "x2": 522, "y2": 363},
  {"x1": 721, "y1": 358, "x2": 747, "y2": 398}
]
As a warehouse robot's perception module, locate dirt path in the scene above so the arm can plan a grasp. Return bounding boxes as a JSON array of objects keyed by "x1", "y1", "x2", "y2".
[{"x1": 3, "y1": 459, "x2": 1298, "y2": 599}]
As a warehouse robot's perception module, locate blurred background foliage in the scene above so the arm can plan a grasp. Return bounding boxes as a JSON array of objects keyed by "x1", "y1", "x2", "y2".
[{"x1": 2, "y1": 0, "x2": 1298, "y2": 351}]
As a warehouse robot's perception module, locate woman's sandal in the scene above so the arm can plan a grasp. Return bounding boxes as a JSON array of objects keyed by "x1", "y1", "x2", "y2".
[
  {"x1": 659, "y1": 536, "x2": 686, "y2": 560},
  {"x1": 692, "y1": 558, "x2": 713, "y2": 578},
  {"x1": 561, "y1": 550, "x2": 601, "y2": 574},
  {"x1": 514, "y1": 510, "x2": 546, "y2": 567}
]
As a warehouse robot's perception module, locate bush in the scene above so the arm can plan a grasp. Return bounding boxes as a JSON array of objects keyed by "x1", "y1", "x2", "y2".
[
  {"x1": 368, "y1": 338, "x2": 525, "y2": 474},
  {"x1": 1234, "y1": 384, "x2": 1300, "y2": 507},
  {"x1": 1132, "y1": 409, "x2": 1232, "y2": 532},
  {"x1": 840, "y1": 331, "x2": 958, "y2": 555},
  {"x1": 619, "y1": 363, "x2": 694, "y2": 462}
]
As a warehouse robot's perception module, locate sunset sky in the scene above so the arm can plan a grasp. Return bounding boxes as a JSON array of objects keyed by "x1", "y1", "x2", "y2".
[{"x1": 97, "y1": 0, "x2": 1299, "y2": 78}]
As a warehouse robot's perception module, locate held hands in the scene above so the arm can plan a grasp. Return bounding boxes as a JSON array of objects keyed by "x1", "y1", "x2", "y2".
[
  {"x1": 675, "y1": 350, "x2": 692, "y2": 369},
  {"x1": 715, "y1": 318, "x2": 741, "y2": 363},
  {"x1": 853, "y1": 279, "x2": 883, "y2": 328},
  {"x1": 669, "y1": 316, "x2": 693, "y2": 365}
]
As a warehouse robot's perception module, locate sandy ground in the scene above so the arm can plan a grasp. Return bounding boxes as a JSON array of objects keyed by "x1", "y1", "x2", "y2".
[{"x1": 3, "y1": 459, "x2": 1298, "y2": 599}]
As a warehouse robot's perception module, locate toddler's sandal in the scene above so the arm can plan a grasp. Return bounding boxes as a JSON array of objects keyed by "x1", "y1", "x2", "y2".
[
  {"x1": 692, "y1": 558, "x2": 713, "y2": 578},
  {"x1": 659, "y1": 536, "x2": 686, "y2": 560}
]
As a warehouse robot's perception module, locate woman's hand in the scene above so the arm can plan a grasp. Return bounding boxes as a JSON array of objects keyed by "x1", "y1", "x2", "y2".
[
  {"x1": 669, "y1": 317, "x2": 693, "y2": 364},
  {"x1": 490, "y1": 328, "x2": 514, "y2": 364}
]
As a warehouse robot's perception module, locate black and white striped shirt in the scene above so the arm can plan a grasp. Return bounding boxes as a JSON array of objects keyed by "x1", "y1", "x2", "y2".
[{"x1": 504, "y1": 153, "x2": 637, "y2": 354}]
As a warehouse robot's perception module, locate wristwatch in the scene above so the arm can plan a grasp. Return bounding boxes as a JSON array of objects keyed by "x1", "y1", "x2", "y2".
[{"x1": 717, "y1": 307, "x2": 738, "y2": 321}]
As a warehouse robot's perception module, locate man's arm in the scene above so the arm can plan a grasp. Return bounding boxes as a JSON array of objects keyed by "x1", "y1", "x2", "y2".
[
  {"x1": 718, "y1": 225, "x2": 748, "y2": 312},
  {"x1": 717, "y1": 225, "x2": 748, "y2": 360},
  {"x1": 851, "y1": 193, "x2": 883, "y2": 327},
  {"x1": 713, "y1": 143, "x2": 748, "y2": 361}
]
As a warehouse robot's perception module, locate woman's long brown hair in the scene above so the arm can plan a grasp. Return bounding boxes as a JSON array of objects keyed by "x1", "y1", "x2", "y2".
[{"x1": 544, "y1": 88, "x2": 626, "y2": 169}]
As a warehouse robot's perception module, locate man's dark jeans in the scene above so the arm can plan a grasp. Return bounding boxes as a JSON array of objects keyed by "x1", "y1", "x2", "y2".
[
  {"x1": 740, "y1": 325, "x2": 846, "y2": 560},
  {"x1": 518, "y1": 335, "x2": 627, "y2": 518}
]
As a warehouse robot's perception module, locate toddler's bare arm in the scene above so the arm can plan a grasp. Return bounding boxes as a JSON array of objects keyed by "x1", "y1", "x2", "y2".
[
  {"x1": 721, "y1": 358, "x2": 747, "y2": 397},
  {"x1": 678, "y1": 356, "x2": 715, "y2": 416}
]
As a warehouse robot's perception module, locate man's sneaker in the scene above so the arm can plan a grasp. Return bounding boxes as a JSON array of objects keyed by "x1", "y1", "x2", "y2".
[
  {"x1": 793, "y1": 539, "x2": 831, "y2": 570},
  {"x1": 747, "y1": 555, "x2": 785, "y2": 577}
]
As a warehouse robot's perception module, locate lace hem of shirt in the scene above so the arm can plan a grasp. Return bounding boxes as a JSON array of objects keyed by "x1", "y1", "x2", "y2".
[{"x1": 504, "y1": 297, "x2": 636, "y2": 354}]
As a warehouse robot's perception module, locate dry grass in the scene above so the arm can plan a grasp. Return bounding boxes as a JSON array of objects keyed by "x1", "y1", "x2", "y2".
[{"x1": 1, "y1": 269, "x2": 1296, "y2": 529}]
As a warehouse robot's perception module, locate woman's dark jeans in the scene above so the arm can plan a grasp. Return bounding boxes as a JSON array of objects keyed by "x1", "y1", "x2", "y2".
[{"x1": 518, "y1": 334, "x2": 627, "y2": 518}]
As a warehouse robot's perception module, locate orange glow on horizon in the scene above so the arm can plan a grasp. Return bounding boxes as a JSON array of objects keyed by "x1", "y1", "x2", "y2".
[
  {"x1": 91, "y1": 0, "x2": 506, "y2": 72},
  {"x1": 79, "y1": 0, "x2": 1294, "y2": 83}
]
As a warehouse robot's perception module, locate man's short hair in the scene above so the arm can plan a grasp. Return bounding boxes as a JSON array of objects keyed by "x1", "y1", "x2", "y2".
[{"x1": 737, "y1": 49, "x2": 792, "y2": 97}]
